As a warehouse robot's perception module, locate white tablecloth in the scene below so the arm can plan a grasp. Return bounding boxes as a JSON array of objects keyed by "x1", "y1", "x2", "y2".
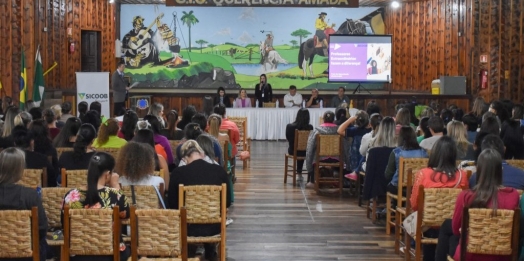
[{"x1": 227, "y1": 108, "x2": 356, "y2": 140}]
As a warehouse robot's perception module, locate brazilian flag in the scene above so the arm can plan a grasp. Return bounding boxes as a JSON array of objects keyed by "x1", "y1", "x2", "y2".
[{"x1": 20, "y1": 49, "x2": 27, "y2": 110}]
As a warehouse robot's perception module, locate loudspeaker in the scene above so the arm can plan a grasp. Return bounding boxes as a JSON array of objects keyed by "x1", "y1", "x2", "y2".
[{"x1": 439, "y1": 76, "x2": 466, "y2": 95}]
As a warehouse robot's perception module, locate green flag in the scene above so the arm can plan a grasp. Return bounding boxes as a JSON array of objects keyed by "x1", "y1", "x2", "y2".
[{"x1": 33, "y1": 47, "x2": 45, "y2": 107}]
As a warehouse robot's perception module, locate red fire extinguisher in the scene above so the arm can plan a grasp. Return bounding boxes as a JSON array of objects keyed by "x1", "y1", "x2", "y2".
[
  {"x1": 479, "y1": 69, "x2": 488, "y2": 89},
  {"x1": 69, "y1": 40, "x2": 76, "y2": 53}
]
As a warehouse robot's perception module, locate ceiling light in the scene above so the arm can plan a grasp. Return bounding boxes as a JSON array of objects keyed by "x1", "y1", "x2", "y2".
[
  {"x1": 391, "y1": 1, "x2": 400, "y2": 8},
  {"x1": 109, "y1": 0, "x2": 114, "y2": 3}
]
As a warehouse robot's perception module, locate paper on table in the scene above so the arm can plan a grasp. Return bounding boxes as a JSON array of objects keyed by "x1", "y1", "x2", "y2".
[{"x1": 129, "y1": 82, "x2": 139, "y2": 88}]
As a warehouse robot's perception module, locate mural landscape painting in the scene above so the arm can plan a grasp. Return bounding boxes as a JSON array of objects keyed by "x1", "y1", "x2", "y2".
[{"x1": 120, "y1": 5, "x2": 384, "y2": 90}]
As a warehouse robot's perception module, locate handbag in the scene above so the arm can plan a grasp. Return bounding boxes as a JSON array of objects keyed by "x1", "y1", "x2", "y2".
[{"x1": 402, "y1": 169, "x2": 463, "y2": 236}]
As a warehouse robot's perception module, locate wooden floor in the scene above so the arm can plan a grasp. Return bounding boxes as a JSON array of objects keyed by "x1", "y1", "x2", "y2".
[{"x1": 226, "y1": 141, "x2": 403, "y2": 261}]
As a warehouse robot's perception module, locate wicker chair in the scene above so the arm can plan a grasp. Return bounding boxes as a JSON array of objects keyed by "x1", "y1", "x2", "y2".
[
  {"x1": 228, "y1": 117, "x2": 251, "y2": 169},
  {"x1": 404, "y1": 187, "x2": 463, "y2": 261},
  {"x1": 41, "y1": 187, "x2": 71, "y2": 246},
  {"x1": 62, "y1": 206, "x2": 121, "y2": 261},
  {"x1": 386, "y1": 157, "x2": 428, "y2": 236},
  {"x1": 169, "y1": 140, "x2": 182, "y2": 161},
  {"x1": 56, "y1": 147, "x2": 74, "y2": 158},
  {"x1": 507, "y1": 159, "x2": 524, "y2": 171},
  {"x1": 263, "y1": 102, "x2": 276, "y2": 108},
  {"x1": 61, "y1": 169, "x2": 88, "y2": 188},
  {"x1": 314, "y1": 134, "x2": 344, "y2": 195},
  {"x1": 178, "y1": 184, "x2": 227, "y2": 261},
  {"x1": 122, "y1": 185, "x2": 163, "y2": 210},
  {"x1": 457, "y1": 207, "x2": 520, "y2": 261},
  {"x1": 219, "y1": 140, "x2": 230, "y2": 172},
  {"x1": 0, "y1": 207, "x2": 40, "y2": 260},
  {"x1": 96, "y1": 148, "x2": 120, "y2": 159},
  {"x1": 130, "y1": 206, "x2": 199, "y2": 261},
  {"x1": 17, "y1": 168, "x2": 47, "y2": 188},
  {"x1": 284, "y1": 129, "x2": 311, "y2": 186}
]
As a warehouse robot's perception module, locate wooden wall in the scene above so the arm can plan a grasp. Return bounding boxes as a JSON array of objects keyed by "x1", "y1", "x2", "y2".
[
  {"x1": 0, "y1": 0, "x2": 115, "y2": 101},
  {"x1": 385, "y1": 0, "x2": 524, "y2": 103}
]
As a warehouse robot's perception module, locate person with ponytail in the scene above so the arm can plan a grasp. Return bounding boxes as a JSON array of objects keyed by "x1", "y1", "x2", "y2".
[
  {"x1": 59, "y1": 124, "x2": 97, "y2": 171},
  {"x1": 61, "y1": 151, "x2": 129, "y2": 260},
  {"x1": 52, "y1": 117, "x2": 82, "y2": 148},
  {"x1": 92, "y1": 118, "x2": 127, "y2": 149}
]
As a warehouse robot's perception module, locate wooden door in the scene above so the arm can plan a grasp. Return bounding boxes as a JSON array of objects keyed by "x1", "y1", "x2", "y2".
[{"x1": 81, "y1": 31, "x2": 101, "y2": 72}]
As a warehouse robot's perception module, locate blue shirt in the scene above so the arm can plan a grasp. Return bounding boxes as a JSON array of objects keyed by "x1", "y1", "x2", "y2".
[
  {"x1": 467, "y1": 131, "x2": 477, "y2": 144},
  {"x1": 469, "y1": 161, "x2": 524, "y2": 190},
  {"x1": 390, "y1": 147, "x2": 428, "y2": 186}
]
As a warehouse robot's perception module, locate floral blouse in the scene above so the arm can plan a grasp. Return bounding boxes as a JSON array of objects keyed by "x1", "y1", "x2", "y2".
[{"x1": 62, "y1": 187, "x2": 130, "y2": 219}]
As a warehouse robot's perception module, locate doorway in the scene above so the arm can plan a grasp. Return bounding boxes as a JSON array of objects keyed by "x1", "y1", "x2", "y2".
[{"x1": 81, "y1": 30, "x2": 101, "y2": 72}]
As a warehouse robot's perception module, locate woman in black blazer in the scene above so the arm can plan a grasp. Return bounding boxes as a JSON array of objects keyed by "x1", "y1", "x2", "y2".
[
  {"x1": 213, "y1": 87, "x2": 232, "y2": 108},
  {"x1": 254, "y1": 74, "x2": 273, "y2": 106}
]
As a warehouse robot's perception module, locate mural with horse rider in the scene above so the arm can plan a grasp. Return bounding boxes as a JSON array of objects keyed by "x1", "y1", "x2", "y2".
[{"x1": 119, "y1": 5, "x2": 385, "y2": 90}]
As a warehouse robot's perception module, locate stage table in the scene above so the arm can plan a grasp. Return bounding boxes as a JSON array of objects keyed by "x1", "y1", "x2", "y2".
[{"x1": 227, "y1": 108, "x2": 357, "y2": 140}]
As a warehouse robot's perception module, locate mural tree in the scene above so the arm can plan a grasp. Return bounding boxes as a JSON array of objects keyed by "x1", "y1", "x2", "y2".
[
  {"x1": 181, "y1": 11, "x2": 199, "y2": 52},
  {"x1": 291, "y1": 29, "x2": 311, "y2": 45},
  {"x1": 195, "y1": 39, "x2": 208, "y2": 53},
  {"x1": 290, "y1": 40, "x2": 298, "y2": 48}
]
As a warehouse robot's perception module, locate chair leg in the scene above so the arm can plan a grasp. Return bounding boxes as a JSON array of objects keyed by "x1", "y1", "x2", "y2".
[
  {"x1": 371, "y1": 196, "x2": 377, "y2": 223},
  {"x1": 292, "y1": 158, "x2": 297, "y2": 186},
  {"x1": 386, "y1": 195, "x2": 392, "y2": 235},
  {"x1": 357, "y1": 174, "x2": 362, "y2": 207},
  {"x1": 314, "y1": 167, "x2": 319, "y2": 194},
  {"x1": 394, "y1": 210, "x2": 400, "y2": 254},
  {"x1": 415, "y1": 236, "x2": 422, "y2": 261},
  {"x1": 404, "y1": 229, "x2": 412, "y2": 261},
  {"x1": 284, "y1": 155, "x2": 289, "y2": 184}
]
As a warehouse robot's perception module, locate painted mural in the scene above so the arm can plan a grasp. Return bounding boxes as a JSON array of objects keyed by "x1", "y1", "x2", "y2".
[{"x1": 120, "y1": 5, "x2": 383, "y2": 90}]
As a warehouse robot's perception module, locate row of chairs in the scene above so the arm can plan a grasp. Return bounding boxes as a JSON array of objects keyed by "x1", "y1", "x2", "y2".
[{"x1": 3, "y1": 184, "x2": 227, "y2": 261}]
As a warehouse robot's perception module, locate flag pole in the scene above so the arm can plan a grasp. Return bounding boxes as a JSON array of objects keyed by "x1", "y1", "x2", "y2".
[{"x1": 43, "y1": 62, "x2": 58, "y2": 76}]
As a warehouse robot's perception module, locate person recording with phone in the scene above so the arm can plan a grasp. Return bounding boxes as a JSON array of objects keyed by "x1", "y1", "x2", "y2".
[{"x1": 255, "y1": 74, "x2": 273, "y2": 107}]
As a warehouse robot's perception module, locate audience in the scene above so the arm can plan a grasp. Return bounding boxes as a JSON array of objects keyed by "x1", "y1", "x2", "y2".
[
  {"x1": 284, "y1": 85, "x2": 303, "y2": 108},
  {"x1": 365, "y1": 116, "x2": 397, "y2": 170},
  {"x1": 213, "y1": 86, "x2": 232, "y2": 108},
  {"x1": 213, "y1": 104, "x2": 240, "y2": 158},
  {"x1": 395, "y1": 108, "x2": 412, "y2": 134},
  {"x1": 305, "y1": 111, "x2": 338, "y2": 188},
  {"x1": 337, "y1": 110, "x2": 371, "y2": 177},
  {"x1": 28, "y1": 107, "x2": 43, "y2": 121},
  {"x1": 60, "y1": 101, "x2": 74, "y2": 122},
  {"x1": 420, "y1": 116, "x2": 445, "y2": 152},
  {"x1": 77, "y1": 101, "x2": 88, "y2": 123},
  {"x1": 385, "y1": 126, "x2": 428, "y2": 192},
  {"x1": 513, "y1": 104, "x2": 524, "y2": 133},
  {"x1": 50, "y1": 104, "x2": 64, "y2": 129},
  {"x1": 29, "y1": 120, "x2": 59, "y2": 179},
  {"x1": 285, "y1": 108, "x2": 313, "y2": 177},
  {"x1": 143, "y1": 115, "x2": 174, "y2": 166},
  {"x1": 436, "y1": 148, "x2": 519, "y2": 261},
  {"x1": 366, "y1": 100, "x2": 381, "y2": 115},
  {"x1": 59, "y1": 124, "x2": 97, "y2": 171},
  {"x1": 82, "y1": 110, "x2": 101, "y2": 134},
  {"x1": 43, "y1": 108, "x2": 60, "y2": 139},
  {"x1": 92, "y1": 118, "x2": 126, "y2": 149},
  {"x1": 161, "y1": 109, "x2": 184, "y2": 140},
  {"x1": 0, "y1": 148, "x2": 49, "y2": 260},
  {"x1": 2, "y1": 106, "x2": 21, "y2": 138},
  {"x1": 148, "y1": 102, "x2": 166, "y2": 128},
  {"x1": 446, "y1": 120, "x2": 475, "y2": 160},
  {"x1": 500, "y1": 110, "x2": 524, "y2": 159},
  {"x1": 61, "y1": 152, "x2": 130, "y2": 260},
  {"x1": 334, "y1": 107, "x2": 348, "y2": 126},
  {"x1": 208, "y1": 113, "x2": 232, "y2": 172},
  {"x1": 461, "y1": 113, "x2": 478, "y2": 143},
  {"x1": 89, "y1": 101, "x2": 107, "y2": 124},
  {"x1": 132, "y1": 129, "x2": 169, "y2": 186},
  {"x1": 116, "y1": 142, "x2": 164, "y2": 189},
  {"x1": 416, "y1": 116, "x2": 431, "y2": 143},
  {"x1": 52, "y1": 117, "x2": 82, "y2": 148},
  {"x1": 233, "y1": 88, "x2": 252, "y2": 108},
  {"x1": 330, "y1": 86, "x2": 350, "y2": 108},
  {"x1": 359, "y1": 113, "x2": 383, "y2": 157},
  {"x1": 118, "y1": 110, "x2": 138, "y2": 141},
  {"x1": 167, "y1": 140, "x2": 231, "y2": 260},
  {"x1": 177, "y1": 105, "x2": 197, "y2": 130},
  {"x1": 14, "y1": 111, "x2": 33, "y2": 128}
]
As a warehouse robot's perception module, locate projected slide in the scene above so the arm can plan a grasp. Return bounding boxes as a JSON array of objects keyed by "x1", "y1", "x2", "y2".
[{"x1": 328, "y1": 35, "x2": 392, "y2": 83}]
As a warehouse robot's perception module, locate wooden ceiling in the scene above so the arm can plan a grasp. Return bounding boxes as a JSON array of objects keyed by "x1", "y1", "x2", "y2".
[{"x1": 119, "y1": 0, "x2": 396, "y2": 6}]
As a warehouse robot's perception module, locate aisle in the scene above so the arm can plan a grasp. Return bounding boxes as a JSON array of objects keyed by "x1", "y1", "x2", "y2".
[{"x1": 226, "y1": 141, "x2": 402, "y2": 261}]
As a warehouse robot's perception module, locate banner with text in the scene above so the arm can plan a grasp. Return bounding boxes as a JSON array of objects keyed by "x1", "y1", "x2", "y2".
[{"x1": 76, "y1": 72, "x2": 110, "y2": 119}]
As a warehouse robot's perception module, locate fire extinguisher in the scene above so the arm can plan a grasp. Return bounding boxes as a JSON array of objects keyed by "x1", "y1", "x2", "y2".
[
  {"x1": 69, "y1": 40, "x2": 75, "y2": 53},
  {"x1": 479, "y1": 69, "x2": 488, "y2": 89}
]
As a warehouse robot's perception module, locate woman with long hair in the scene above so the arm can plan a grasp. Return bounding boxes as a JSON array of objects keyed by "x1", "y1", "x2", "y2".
[
  {"x1": 489, "y1": 100, "x2": 510, "y2": 123},
  {"x1": 43, "y1": 108, "x2": 60, "y2": 139},
  {"x1": 177, "y1": 105, "x2": 197, "y2": 130},
  {"x1": 285, "y1": 109, "x2": 313, "y2": 176},
  {"x1": 416, "y1": 116, "x2": 432, "y2": 143},
  {"x1": 62, "y1": 152, "x2": 130, "y2": 260},
  {"x1": 59, "y1": 124, "x2": 97, "y2": 171},
  {"x1": 213, "y1": 86, "x2": 232, "y2": 108},
  {"x1": 53, "y1": 117, "x2": 82, "y2": 148},
  {"x1": 118, "y1": 110, "x2": 138, "y2": 141},
  {"x1": 148, "y1": 102, "x2": 166, "y2": 128},
  {"x1": 337, "y1": 110, "x2": 372, "y2": 176},
  {"x1": 359, "y1": 113, "x2": 383, "y2": 156},
  {"x1": 233, "y1": 88, "x2": 252, "y2": 108},
  {"x1": 132, "y1": 129, "x2": 169, "y2": 187},
  {"x1": 471, "y1": 96, "x2": 487, "y2": 118},
  {"x1": 395, "y1": 108, "x2": 412, "y2": 134},
  {"x1": 160, "y1": 109, "x2": 184, "y2": 140},
  {"x1": 367, "y1": 116, "x2": 397, "y2": 157},
  {"x1": 2, "y1": 106, "x2": 20, "y2": 137},
  {"x1": 0, "y1": 148, "x2": 49, "y2": 260},
  {"x1": 14, "y1": 111, "x2": 33, "y2": 128},
  {"x1": 143, "y1": 115, "x2": 174, "y2": 165},
  {"x1": 92, "y1": 118, "x2": 126, "y2": 149},
  {"x1": 446, "y1": 120, "x2": 475, "y2": 160},
  {"x1": 435, "y1": 149, "x2": 519, "y2": 261},
  {"x1": 77, "y1": 101, "x2": 88, "y2": 122},
  {"x1": 116, "y1": 142, "x2": 164, "y2": 188},
  {"x1": 385, "y1": 126, "x2": 428, "y2": 193}
]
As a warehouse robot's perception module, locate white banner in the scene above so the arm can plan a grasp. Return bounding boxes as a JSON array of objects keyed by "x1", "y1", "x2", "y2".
[{"x1": 76, "y1": 72, "x2": 110, "y2": 119}]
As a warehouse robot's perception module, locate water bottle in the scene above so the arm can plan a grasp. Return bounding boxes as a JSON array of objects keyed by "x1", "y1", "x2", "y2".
[
  {"x1": 256, "y1": 100, "x2": 259, "y2": 108},
  {"x1": 320, "y1": 100, "x2": 323, "y2": 108},
  {"x1": 275, "y1": 99, "x2": 279, "y2": 108},
  {"x1": 302, "y1": 100, "x2": 306, "y2": 108},
  {"x1": 350, "y1": 100, "x2": 354, "y2": 109}
]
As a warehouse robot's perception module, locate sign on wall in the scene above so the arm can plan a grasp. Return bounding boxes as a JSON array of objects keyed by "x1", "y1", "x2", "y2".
[
  {"x1": 76, "y1": 72, "x2": 110, "y2": 119},
  {"x1": 119, "y1": 5, "x2": 384, "y2": 90}
]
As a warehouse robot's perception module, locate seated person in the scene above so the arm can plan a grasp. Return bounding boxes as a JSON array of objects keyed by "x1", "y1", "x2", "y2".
[
  {"x1": 59, "y1": 124, "x2": 97, "y2": 180},
  {"x1": 419, "y1": 116, "x2": 445, "y2": 152},
  {"x1": 305, "y1": 111, "x2": 338, "y2": 188},
  {"x1": 284, "y1": 85, "x2": 303, "y2": 108},
  {"x1": 337, "y1": 110, "x2": 371, "y2": 177},
  {"x1": 213, "y1": 104, "x2": 240, "y2": 158},
  {"x1": 233, "y1": 88, "x2": 252, "y2": 108},
  {"x1": 213, "y1": 87, "x2": 232, "y2": 108},
  {"x1": 143, "y1": 115, "x2": 174, "y2": 166},
  {"x1": 469, "y1": 134, "x2": 524, "y2": 190},
  {"x1": 116, "y1": 142, "x2": 164, "y2": 189},
  {"x1": 160, "y1": 110, "x2": 185, "y2": 140},
  {"x1": 447, "y1": 120, "x2": 475, "y2": 160},
  {"x1": 0, "y1": 148, "x2": 49, "y2": 261},
  {"x1": 92, "y1": 119, "x2": 127, "y2": 149},
  {"x1": 286, "y1": 108, "x2": 313, "y2": 176},
  {"x1": 462, "y1": 113, "x2": 478, "y2": 143},
  {"x1": 53, "y1": 117, "x2": 82, "y2": 148},
  {"x1": 330, "y1": 86, "x2": 350, "y2": 108},
  {"x1": 61, "y1": 152, "x2": 130, "y2": 260},
  {"x1": 168, "y1": 140, "x2": 231, "y2": 260},
  {"x1": 305, "y1": 88, "x2": 323, "y2": 108}
]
